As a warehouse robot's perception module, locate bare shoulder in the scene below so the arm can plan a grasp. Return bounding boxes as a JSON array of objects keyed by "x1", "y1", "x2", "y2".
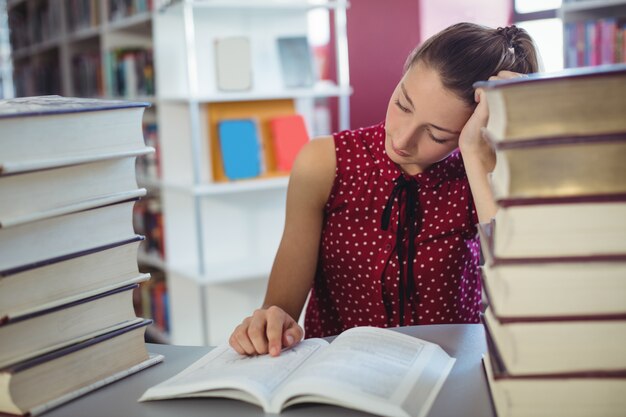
[{"x1": 289, "y1": 136, "x2": 336, "y2": 208}]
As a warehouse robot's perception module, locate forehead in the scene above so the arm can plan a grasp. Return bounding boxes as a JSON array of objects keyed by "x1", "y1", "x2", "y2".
[
  {"x1": 402, "y1": 62, "x2": 468, "y2": 111},
  {"x1": 401, "y1": 63, "x2": 471, "y2": 127}
]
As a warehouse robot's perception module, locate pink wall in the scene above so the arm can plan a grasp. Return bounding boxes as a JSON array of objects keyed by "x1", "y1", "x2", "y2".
[
  {"x1": 344, "y1": 0, "x2": 512, "y2": 130},
  {"x1": 346, "y1": 0, "x2": 421, "y2": 129}
]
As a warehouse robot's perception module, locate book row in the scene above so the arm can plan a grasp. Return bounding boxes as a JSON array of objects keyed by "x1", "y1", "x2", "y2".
[
  {"x1": 214, "y1": 112, "x2": 310, "y2": 181},
  {"x1": 564, "y1": 17, "x2": 626, "y2": 68}
]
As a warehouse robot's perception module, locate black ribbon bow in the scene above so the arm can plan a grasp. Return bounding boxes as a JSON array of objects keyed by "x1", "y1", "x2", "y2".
[{"x1": 381, "y1": 174, "x2": 421, "y2": 326}]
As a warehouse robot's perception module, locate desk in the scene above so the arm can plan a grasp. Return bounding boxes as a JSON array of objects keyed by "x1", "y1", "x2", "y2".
[{"x1": 45, "y1": 324, "x2": 493, "y2": 417}]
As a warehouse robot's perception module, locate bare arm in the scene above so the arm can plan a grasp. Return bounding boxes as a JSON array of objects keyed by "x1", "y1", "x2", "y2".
[{"x1": 229, "y1": 136, "x2": 336, "y2": 356}]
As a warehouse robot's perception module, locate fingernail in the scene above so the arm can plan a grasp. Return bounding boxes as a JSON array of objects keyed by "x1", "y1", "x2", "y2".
[
  {"x1": 286, "y1": 335, "x2": 294, "y2": 346},
  {"x1": 270, "y1": 346, "x2": 279, "y2": 356}
]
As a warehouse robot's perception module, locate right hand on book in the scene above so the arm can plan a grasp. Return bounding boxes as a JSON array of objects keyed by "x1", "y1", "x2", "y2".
[{"x1": 229, "y1": 306, "x2": 304, "y2": 357}]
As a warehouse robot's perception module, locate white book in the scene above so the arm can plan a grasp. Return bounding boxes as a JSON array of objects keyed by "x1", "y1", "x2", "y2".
[
  {"x1": 0, "y1": 320, "x2": 162, "y2": 416},
  {"x1": 0, "y1": 194, "x2": 141, "y2": 272},
  {"x1": 215, "y1": 37, "x2": 253, "y2": 91},
  {"x1": 0, "y1": 151, "x2": 152, "y2": 227},
  {"x1": 0, "y1": 96, "x2": 148, "y2": 174},
  {"x1": 140, "y1": 326, "x2": 455, "y2": 417}
]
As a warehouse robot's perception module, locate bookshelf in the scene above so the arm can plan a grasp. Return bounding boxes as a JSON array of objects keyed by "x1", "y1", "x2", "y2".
[
  {"x1": 154, "y1": 0, "x2": 351, "y2": 345},
  {"x1": 560, "y1": 0, "x2": 626, "y2": 67},
  {"x1": 7, "y1": 0, "x2": 351, "y2": 346}
]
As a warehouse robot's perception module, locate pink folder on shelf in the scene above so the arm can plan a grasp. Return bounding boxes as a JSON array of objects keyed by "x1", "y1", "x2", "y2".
[{"x1": 269, "y1": 114, "x2": 310, "y2": 172}]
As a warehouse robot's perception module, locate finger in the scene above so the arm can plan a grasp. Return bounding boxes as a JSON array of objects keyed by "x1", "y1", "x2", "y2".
[
  {"x1": 248, "y1": 310, "x2": 269, "y2": 355},
  {"x1": 283, "y1": 321, "x2": 304, "y2": 348},
  {"x1": 495, "y1": 70, "x2": 521, "y2": 79},
  {"x1": 230, "y1": 321, "x2": 252, "y2": 355},
  {"x1": 235, "y1": 326, "x2": 258, "y2": 356},
  {"x1": 474, "y1": 87, "x2": 484, "y2": 104},
  {"x1": 229, "y1": 333, "x2": 245, "y2": 355},
  {"x1": 266, "y1": 307, "x2": 287, "y2": 356}
]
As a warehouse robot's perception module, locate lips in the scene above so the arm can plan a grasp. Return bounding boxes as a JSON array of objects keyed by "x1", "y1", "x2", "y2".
[{"x1": 392, "y1": 146, "x2": 410, "y2": 157}]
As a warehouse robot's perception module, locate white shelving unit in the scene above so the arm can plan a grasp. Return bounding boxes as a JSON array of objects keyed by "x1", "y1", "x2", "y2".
[{"x1": 154, "y1": 0, "x2": 351, "y2": 345}]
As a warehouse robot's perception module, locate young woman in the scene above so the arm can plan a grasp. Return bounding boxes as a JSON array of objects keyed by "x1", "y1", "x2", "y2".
[{"x1": 230, "y1": 23, "x2": 539, "y2": 356}]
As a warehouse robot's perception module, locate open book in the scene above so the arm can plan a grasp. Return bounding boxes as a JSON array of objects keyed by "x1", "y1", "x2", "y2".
[{"x1": 139, "y1": 326, "x2": 455, "y2": 417}]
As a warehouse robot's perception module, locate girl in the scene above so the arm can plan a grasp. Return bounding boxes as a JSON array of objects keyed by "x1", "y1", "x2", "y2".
[{"x1": 230, "y1": 23, "x2": 539, "y2": 356}]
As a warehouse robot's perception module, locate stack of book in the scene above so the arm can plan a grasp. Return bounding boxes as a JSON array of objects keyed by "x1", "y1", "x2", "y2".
[
  {"x1": 0, "y1": 95, "x2": 164, "y2": 416},
  {"x1": 475, "y1": 64, "x2": 626, "y2": 417}
]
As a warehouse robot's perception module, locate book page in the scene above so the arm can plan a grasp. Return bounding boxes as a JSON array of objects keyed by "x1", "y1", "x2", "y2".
[
  {"x1": 274, "y1": 327, "x2": 455, "y2": 417},
  {"x1": 139, "y1": 338, "x2": 328, "y2": 411}
]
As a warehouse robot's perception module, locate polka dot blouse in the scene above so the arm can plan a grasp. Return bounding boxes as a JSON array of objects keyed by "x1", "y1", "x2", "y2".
[{"x1": 304, "y1": 122, "x2": 482, "y2": 338}]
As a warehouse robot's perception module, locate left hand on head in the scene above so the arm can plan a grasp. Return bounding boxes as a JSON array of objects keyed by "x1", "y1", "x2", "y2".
[{"x1": 458, "y1": 70, "x2": 528, "y2": 170}]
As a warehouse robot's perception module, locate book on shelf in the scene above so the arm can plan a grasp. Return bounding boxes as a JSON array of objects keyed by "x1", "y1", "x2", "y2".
[
  {"x1": 276, "y1": 36, "x2": 317, "y2": 89},
  {"x1": 140, "y1": 326, "x2": 455, "y2": 417},
  {"x1": 133, "y1": 268, "x2": 169, "y2": 336},
  {"x1": 479, "y1": 236, "x2": 626, "y2": 319},
  {"x1": 482, "y1": 308, "x2": 626, "y2": 376},
  {"x1": 482, "y1": 349, "x2": 626, "y2": 417},
  {"x1": 269, "y1": 113, "x2": 310, "y2": 172},
  {"x1": 0, "y1": 320, "x2": 163, "y2": 417},
  {"x1": 474, "y1": 64, "x2": 626, "y2": 142},
  {"x1": 0, "y1": 152, "x2": 152, "y2": 227},
  {"x1": 488, "y1": 132, "x2": 626, "y2": 201},
  {"x1": 0, "y1": 236, "x2": 148, "y2": 324},
  {"x1": 106, "y1": 48, "x2": 155, "y2": 98},
  {"x1": 564, "y1": 18, "x2": 626, "y2": 68},
  {"x1": 0, "y1": 283, "x2": 148, "y2": 369},
  {"x1": 217, "y1": 119, "x2": 263, "y2": 180},
  {"x1": 477, "y1": 196, "x2": 626, "y2": 260},
  {"x1": 133, "y1": 196, "x2": 166, "y2": 261},
  {"x1": 215, "y1": 36, "x2": 253, "y2": 92},
  {"x1": 138, "y1": 121, "x2": 161, "y2": 180},
  {"x1": 0, "y1": 95, "x2": 149, "y2": 173},
  {"x1": 0, "y1": 194, "x2": 142, "y2": 273}
]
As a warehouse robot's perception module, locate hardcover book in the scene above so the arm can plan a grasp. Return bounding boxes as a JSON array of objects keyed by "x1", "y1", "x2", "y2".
[
  {"x1": 0, "y1": 320, "x2": 163, "y2": 416},
  {"x1": 482, "y1": 308, "x2": 626, "y2": 375},
  {"x1": 488, "y1": 132, "x2": 626, "y2": 201},
  {"x1": 269, "y1": 114, "x2": 310, "y2": 172},
  {"x1": 477, "y1": 224, "x2": 626, "y2": 318},
  {"x1": 0, "y1": 95, "x2": 149, "y2": 173},
  {"x1": 475, "y1": 63, "x2": 626, "y2": 142},
  {"x1": 0, "y1": 195, "x2": 141, "y2": 272},
  {"x1": 0, "y1": 283, "x2": 147, "y2": 368},
  {"x1": 215, "y1": 37, "x2": 253, "y2": 92},
  {"x1": 0, "y1": 237, "x2": 147, "y2": 323},
  {"x1": 483, "y1": 349, "x2": 626, "y2": 417},
  {"x1": 481, "y1": 196, "x2": 626, "y2": 260},
  {"x1": 140, "y1": 326, "x2": 455, "y2": 417},
  {"x1": 276, "y1": 36, "x2": 317, "y2": 88},
  {"x1": 0, "y1": 153, "x2": 151, "y2": 227},
  {"x1": 217, "y1": 119, "x2": 262, "y2": 180}
]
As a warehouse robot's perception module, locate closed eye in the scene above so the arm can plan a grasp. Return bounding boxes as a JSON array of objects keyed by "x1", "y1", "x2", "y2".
[
  {"x1": 426, "y1": 129, "x2": 450, "y2": 144},
  {"x1": 394, "y1": 99, "x2": 411, "y2": 114}
]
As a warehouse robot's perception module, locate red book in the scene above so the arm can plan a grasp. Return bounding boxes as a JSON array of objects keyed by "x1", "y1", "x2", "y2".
[{"x1": 269, "y1": 114, "x2": 310, "y2": 172}]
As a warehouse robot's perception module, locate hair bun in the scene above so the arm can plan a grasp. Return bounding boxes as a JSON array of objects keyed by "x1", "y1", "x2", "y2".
[{"x1": 496, "y1": 25, "x2": 522, "y2": 48}]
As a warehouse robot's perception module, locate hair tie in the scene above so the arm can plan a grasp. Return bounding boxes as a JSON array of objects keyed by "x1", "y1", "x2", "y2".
[{"x1": 497, "y1": 25, "x2": 520, "y2": 52}]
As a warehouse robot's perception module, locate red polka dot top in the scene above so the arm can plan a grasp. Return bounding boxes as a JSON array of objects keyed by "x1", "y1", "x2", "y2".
[{"x1": 304, "y1": 122, "x2": 482, "y2": 338}]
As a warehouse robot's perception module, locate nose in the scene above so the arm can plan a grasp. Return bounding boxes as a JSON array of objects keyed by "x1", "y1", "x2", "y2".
[{"x1": 393, "y1": 125, "x2": 420, "y2": 150}]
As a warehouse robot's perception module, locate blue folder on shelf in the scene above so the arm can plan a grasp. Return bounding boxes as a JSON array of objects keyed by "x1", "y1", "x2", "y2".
[{"x1": 217, "y1": 119, "x2": 262, "y2": 180}]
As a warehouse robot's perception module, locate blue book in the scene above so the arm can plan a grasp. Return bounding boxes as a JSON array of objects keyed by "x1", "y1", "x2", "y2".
[{"x1": 218, "y1": 119, "x2": 262, "y2": 180}]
